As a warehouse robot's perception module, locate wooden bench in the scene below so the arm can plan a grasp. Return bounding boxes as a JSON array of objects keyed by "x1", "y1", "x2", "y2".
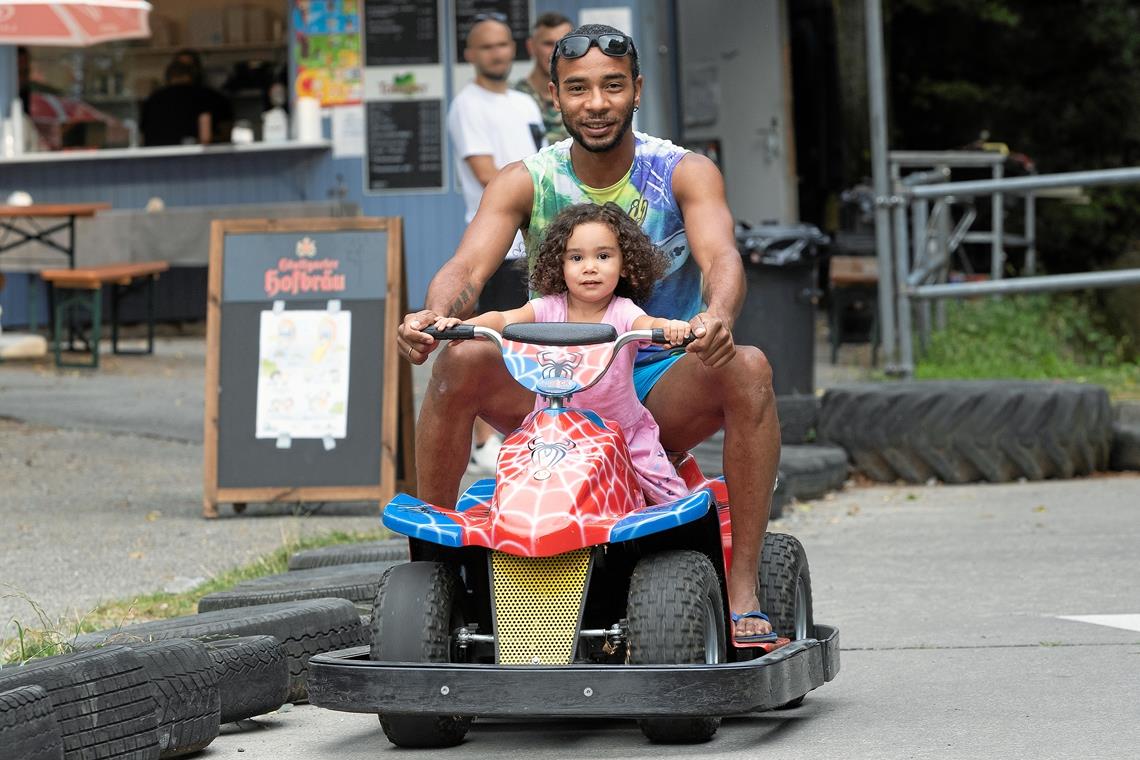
[
  {"x1": 828, "y1": 255, "x2": 880, "y2": 365},
  {"x1": 39, "y1": 262, "x2": 170, "y2": 368}
]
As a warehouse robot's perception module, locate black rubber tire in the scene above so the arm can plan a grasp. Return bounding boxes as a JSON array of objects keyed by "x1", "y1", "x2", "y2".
[
  {"x1": 197, "y1": 562, "x2": 401, "y2": 613},
  {"x1": 1110, "y1": 423, "x2": 1140, "y2": 471},
  {"x1": 0, "y1": 646, "x2": 160, "y2": 760},
  {"x1": 818, "y1": 381, "x2": 1113, "y2": 483},
  {"x1": 127, "y1": 640, "x2": 220, "y2": 758},
  {"x1": 288, "y1": 540, "x2": 409, "y2": 570},
  {"x1": 626, "y1": 550, "x2": 725, "y2": 744},
  {"x1": 202, "y1": 636, "x2": 289, "y2": 724},
  {"x1": 371, "y1": 562, "x2": 471, "y2": 748},
  {"x1": 778, "y1": 394, "x2": 821, "y2": 445},
  {"x1": 759, "y1": 533, "x2": 814, "y2": 709},
  {"x1": 780, "y1": 445, "x2": 849, "y2": 501},
  {"x1": 73, "y1": 598, "x2": 364, "y2": 704},
  {"x1": 0, "y1": 685, "x2": 64, "y2": 760}
]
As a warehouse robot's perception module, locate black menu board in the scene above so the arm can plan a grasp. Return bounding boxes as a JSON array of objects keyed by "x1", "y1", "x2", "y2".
[
  {"x1": 366, "y1": 100, "x2": 444, "y2": 191},
  {"x1": 454, "y1": 0, "x2": 531, "y2": 62},
  {"x1": 364, "y1": 0, "x2": 441, "y2": 65}
]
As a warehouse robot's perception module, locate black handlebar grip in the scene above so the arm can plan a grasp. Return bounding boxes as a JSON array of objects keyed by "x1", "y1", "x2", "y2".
[
  {"x1": 651, "y1": 328, "x2": 696, "y2": 346},
  {"x1": 423, "y1": 325, "x2": 476, "y2": 340}
]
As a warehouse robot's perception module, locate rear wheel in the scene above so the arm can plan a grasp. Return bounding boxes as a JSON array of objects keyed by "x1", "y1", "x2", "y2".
[
  {"x1": 759, "y1": 533, "x2": 814, "y2": 708},
  {"x1": 371, "y1": 562, "x2": 472, "y2": 748},
  {"x1": 627, "y1": 550, "x2": 725, "y2": 743}
]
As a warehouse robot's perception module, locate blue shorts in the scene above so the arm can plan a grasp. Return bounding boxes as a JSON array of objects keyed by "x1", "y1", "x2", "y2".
[{"x1": 633, "y1": 349, "x2": 685, "y2": 403}]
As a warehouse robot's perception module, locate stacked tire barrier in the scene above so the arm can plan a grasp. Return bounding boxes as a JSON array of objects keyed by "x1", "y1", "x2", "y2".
[{"x1": 197, "y1": 562, "x2": 403, "y2": 613}]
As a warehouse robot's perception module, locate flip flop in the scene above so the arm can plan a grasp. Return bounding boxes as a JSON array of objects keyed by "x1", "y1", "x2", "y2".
[{"x1": 730, "y1": 610, "x2": 779, "y2": 643}]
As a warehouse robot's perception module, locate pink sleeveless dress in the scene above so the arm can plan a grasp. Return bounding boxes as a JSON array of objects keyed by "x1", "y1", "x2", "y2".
[{"x1": 529, "y1": 294, "x2": 688, "y2": 505}]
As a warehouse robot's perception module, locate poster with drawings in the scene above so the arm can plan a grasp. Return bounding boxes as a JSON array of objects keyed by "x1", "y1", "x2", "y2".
[{"x1": 256, "y1": 310, "x2": 352, "y2": 440}]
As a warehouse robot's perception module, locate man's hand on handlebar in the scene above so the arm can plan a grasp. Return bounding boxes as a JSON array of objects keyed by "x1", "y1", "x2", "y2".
[
  {"x1": 687, "y1": 312, "x2": 736, "y2": 368},
  {"x1": 397, "y1": 309, "x2": 443, "y2": 365}
]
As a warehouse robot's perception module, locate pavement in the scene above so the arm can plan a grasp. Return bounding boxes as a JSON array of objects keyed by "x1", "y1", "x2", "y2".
[{"x1": 1, "y1": 331, "x2": 1138, "y2": 758}]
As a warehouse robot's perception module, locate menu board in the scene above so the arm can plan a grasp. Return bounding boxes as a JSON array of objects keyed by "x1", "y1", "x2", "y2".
[
  {"x1": 361, "y1": 0, "x2": 447, "y2": 193},
  {"x1": 453, "y1": 0, "x2": 531, "y2": 61}
]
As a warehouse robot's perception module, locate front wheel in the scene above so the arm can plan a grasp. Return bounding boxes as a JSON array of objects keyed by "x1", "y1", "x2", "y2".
[
  {"x1": 759, "y1": 533, "x2": 814, "y2": 708},
  {"x1": 627, "y1": 550, "x2": 725, "y2": 743},
  {"x1": 370, "y1": 561, "x2": 472, "y2": 747}
]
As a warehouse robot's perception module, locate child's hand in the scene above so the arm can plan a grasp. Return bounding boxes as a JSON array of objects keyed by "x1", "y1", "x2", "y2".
[
  {"x1": 662, "y1": 319, "x2": 692, "y2": 346},
  {"x1": 432, "y1": 316, "x2": 463, "y2": 331}
]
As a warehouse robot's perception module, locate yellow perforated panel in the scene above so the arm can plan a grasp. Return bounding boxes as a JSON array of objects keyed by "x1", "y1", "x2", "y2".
[{"x1": 492, "y1": 548, "x2": 591, "y2": 665}]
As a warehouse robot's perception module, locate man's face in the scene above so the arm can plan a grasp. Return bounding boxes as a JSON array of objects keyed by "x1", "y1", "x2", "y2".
[
  {"x1": 464, "y1": 20, "x2": 515, "y2": 82},
  {"x1": 527, "y1": 23, "x2": 573, "y2": 78},
  {"x1": 552, "y1": 48, "x2": 641, "y2": 154}
]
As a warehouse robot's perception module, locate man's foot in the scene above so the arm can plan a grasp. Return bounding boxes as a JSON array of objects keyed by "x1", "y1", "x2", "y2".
[
  {"x1": 465, "y1": 434, "x2": 502, "y2": 476},
  {"x1": 730, "y1": 611, "x2": 778, "y2": 643},
  {"x1": 727, "y1": 587, "x2": 773, "y2": 640}
]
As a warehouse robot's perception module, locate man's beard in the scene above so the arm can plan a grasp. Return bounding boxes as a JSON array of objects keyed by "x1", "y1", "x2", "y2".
[
  {"x1": 563, "y1": 103, "x2": 635, "y2": 154},
  {"x1": 480, "y1": 66, "x2": 511, "y2": 82}
]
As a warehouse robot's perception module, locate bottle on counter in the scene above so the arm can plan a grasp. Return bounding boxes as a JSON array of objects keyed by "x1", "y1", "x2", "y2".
[{"x1": 262, "y1": 82, "x2": 289, "y2": 143}]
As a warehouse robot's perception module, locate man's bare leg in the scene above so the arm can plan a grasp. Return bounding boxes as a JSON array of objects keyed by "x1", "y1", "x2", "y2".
[
  {"x1": 416, "y1": 340, "x2": 534, "y2": 508},
  {"x1": 642, "y1": 346, "x2": 780, "y2": 639}
]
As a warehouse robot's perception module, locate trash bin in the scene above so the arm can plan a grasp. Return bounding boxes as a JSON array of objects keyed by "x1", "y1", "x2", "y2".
[{"x1": 732, "y1": 222, "x2": 828, "y2": 395}]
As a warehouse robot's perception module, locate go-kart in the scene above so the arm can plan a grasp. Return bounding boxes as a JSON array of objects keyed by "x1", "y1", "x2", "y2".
[{"x1": 308, "y1": 323, "x2": 839, "y2": 746}]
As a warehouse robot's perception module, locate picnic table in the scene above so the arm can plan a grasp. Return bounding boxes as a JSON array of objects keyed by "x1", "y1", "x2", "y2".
[{"x1": 0, "y1": 203, "x2": 110, "y2": 270}]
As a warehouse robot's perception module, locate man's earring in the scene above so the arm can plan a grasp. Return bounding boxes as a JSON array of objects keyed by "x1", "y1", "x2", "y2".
[{"x1": 633, "y1": 105, "x2": 639, "y2": 112}]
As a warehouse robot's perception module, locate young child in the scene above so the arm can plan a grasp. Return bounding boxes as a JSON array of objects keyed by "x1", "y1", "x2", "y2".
[{"x1": 434, "y1": 202, "x2": 691, "y2": 505}]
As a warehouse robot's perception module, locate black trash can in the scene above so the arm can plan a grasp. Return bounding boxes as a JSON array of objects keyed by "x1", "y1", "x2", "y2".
[{"x1": 732, "y1": 222, "x2": 828, "y2": 395}]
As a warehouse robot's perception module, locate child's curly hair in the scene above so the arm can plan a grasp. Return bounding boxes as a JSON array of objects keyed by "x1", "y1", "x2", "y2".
[{"x1": 529, "y1": 202, "x2": 669, "y2": 305}]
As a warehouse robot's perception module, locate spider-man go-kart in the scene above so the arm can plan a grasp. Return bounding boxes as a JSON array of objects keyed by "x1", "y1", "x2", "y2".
[{"x1": 308, "y1": 323, "x2": 839, "y2": 746}]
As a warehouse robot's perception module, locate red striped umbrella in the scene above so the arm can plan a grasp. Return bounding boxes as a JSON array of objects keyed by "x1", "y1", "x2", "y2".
[{"x1": 0, "y1": 0, "x2": 151, "y2": 46}]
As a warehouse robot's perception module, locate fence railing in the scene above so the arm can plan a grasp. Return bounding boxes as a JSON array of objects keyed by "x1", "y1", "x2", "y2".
[{"x1": 875, "y1": 164, "x2": 1140, "y2": 377}]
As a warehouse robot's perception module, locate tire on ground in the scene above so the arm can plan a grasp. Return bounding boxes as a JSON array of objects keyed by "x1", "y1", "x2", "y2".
[
  {"x1": 778, "y1": 394, "x2": 821, "y2": 445},
  {"x1": 759, "y1": 533, "x2": 814, "y2": 709},
  {"x1": 197, "y1": 562, "x2": 401, "y2": 614},
  {"x1": 626, "y1": 550, "x2": 725, "y2": 744},
  {"x1": 72, "y1": 598, "x2": 364, "y2": 703},
  {"x1": 202, "y1": 636, "x2": 289, "y2": 723},
  {"x1": 128, "y1": 639, "x2": 220, "y2": 757},
  {"x1": 0, "y1": 646, "x2": 160, "y2": 759},
  {"x1": 0, "y1": 685, "x2": 65, "y2": 760},
  {"x1": 1110, "y1": 423, "x2": 1140, "y2": 471},
  {"x1": 779, "y1": 445, "x2": 849, "y2": 501},
  {"x1": 288, "y1": 540, "x2": 409, "y2": 571},
  {"x1": 818, "y1": 381, "x2": 1113, "y2": 483},
  {"x1": 371, "y1": 562, "x2": 472, "y2": 748}
]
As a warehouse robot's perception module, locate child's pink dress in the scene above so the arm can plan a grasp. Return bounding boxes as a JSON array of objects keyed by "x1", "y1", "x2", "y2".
[{"x1": 529, "y1": 293, "x2": 688, "y2": 505}]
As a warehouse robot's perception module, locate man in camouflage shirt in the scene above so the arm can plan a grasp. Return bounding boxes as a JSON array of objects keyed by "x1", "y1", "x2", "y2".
[{"x1": 513, "y1": 12, "x2": 573, "y2": 144}]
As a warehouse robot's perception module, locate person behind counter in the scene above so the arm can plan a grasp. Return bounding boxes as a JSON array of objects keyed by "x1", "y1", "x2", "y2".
[{"x1": 139, "y1": 54, "x2": 233, "y2": 147}]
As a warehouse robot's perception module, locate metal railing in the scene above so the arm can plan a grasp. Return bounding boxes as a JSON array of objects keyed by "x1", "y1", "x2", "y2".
[{"x1": 875, "y1": 165, "x2": 1140, "y2": 377}]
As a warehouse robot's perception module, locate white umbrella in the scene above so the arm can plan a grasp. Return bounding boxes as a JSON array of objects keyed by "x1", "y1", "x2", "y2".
[{"x1": 0, "y1": 0, "x2": 151, "y2": 46}]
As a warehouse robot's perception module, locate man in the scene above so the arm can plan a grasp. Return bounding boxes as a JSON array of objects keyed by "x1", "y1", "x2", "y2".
[
  {"x1": 448, "y1": 14, "x2": 545, "y2": 473},
  {"x1": 139, "y1": 54, "x2": 232, "y2": 146},
  {"x1": 513, "y1": 12, "x2": 573, "y2": 145},
  {"x1": 399, "y1": 25, "x2": 779, "y2": 641}
]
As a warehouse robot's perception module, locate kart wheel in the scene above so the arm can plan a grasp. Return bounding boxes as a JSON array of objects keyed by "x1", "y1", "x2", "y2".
[
  {"x1": 370, "y1": 561, "x2": 472, "y2": 748},
  {"x1": 759, "y1": 533, "x2": 814, "y2": 708},
  {"x1": 627, "y1": 550, "x2": 725, "y2": 743}
]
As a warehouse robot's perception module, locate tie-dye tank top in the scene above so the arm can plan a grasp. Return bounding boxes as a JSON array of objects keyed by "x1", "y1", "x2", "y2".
[{"x1": 522, "y1": 132, "x2": 702, "y2": 324}]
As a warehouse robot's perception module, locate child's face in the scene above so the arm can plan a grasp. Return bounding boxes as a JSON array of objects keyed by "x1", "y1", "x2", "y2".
[{"x1": 562, "y1": 222, "x2": 623, "y2": 305}]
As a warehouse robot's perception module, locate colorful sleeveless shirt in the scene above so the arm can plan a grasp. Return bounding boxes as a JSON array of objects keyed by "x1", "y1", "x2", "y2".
[{"x1": 522, "y1": 132, "x2": 702, "y2": 324}]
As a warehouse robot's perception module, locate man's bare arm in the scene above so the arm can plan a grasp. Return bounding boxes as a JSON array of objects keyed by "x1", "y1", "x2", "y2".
[{"x1": 672, "y1": 153, "x2": 746, "y2": 368}]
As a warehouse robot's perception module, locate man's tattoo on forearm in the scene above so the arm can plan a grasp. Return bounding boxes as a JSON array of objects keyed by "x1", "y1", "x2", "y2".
[{"x1": 448, "y1": 283, "x2": 476, "y2": 317}]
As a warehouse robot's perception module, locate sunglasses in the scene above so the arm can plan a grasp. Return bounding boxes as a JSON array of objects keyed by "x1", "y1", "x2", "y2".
[
  {"x1": 472, "y1": 11, "x2": 508, "y2": 23},
  {"x1": 555, "y1": 32, "x2": 635, "y2": 61}
]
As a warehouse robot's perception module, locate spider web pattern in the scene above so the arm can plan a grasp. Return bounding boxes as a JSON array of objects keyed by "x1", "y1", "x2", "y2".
[{"x1": 501, "y1": 340, "x2": 615, "y2": 396}]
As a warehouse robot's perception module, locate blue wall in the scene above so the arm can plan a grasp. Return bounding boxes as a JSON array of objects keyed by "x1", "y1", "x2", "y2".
[{"x1": 1, "y1": 1, "x2": 653, "y2": 312}]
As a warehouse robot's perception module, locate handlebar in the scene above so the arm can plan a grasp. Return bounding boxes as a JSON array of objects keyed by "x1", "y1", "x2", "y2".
[
  {"x1": 425, "y1": 324, "x2": 696, "y2": 348},
  {"x1": 650, "y1": 328, "x2": 697, "y2": 347},
  {"x1": 423, "y1": 325, "x2": 476, "y2": 341}
]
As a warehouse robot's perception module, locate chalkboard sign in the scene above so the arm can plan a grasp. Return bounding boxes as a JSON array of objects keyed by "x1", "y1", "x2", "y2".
[
  {"x1": 366, "y1": 99, "x2": 444, "y2": 190},
  {"x1": 203, "y1": 217, "x2": 416, "y2": 518},
  {"x1": 454, "y1": 0, "x2": 531, "y2": 62},
  {"x1": 364, "y1": 0, "x2": 441, "y2": 65}
]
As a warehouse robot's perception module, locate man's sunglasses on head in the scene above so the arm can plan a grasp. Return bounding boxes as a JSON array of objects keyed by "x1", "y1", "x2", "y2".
[
  {"x1": 472, "y1": 11, "x2": 508, "y2": 23},
  {"x1": 555, "y1": 33, "x2": 635, "y2": 61}
]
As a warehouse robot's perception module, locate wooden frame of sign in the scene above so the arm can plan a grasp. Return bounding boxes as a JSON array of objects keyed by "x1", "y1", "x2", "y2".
[{"x1": 202, "y1": 216, "x2": 417, "y2": 518}]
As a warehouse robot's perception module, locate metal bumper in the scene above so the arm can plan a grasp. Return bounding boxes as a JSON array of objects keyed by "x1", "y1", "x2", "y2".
[{"x1": 308, "y1": 624, "x2": 839, "y2": 718}]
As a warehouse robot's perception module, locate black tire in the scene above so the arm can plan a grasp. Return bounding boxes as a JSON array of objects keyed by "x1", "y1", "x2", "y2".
[
  {"x1": 0, "y1": 646, "x2": 160, "y2": 760},
  {"x1": 759, "y1": 533, "x2": 814, "y2": 709},
  {"x1": 128, "y1": 640, "x2": 220, "y2": 758},
  {"x1": 626, "y1": 550, "x2": 725, "y2": 744},
  {"x1": 202, "y1": 636, "x2": 289, "y2": 724},
  {"x1": 778, "y1": 394, "x2": 821, "y2": 445},
  {"x1": 780, "y1": 445, "x2": 849, "y2": 501},
  {"x1": 818, "y1": 381, "x2": 1113, "y2": 483},
  {"x1": 288, "y1": 540, "x2": 409, "y2": 570},
  {"x1": 73, "y1": 599, "x2": 364, "y2": 704},
  {"x1": 371, "y1": 562, "x2": 471, "y2": 748},
  {"x1": 1110, "y1": 423, "x2": 1140, "y2": 471},
  {"x1": 0, "y1": 685, "x2": 64, "y2": 760},
  {"x1": 197, "y1": 562, "x2": 401, "y2": 613}
]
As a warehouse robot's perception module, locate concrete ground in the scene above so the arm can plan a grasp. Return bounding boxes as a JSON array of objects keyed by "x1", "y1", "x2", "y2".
[{"x1": 2, "y1": 331, "x2": 1137, "y2": 758}]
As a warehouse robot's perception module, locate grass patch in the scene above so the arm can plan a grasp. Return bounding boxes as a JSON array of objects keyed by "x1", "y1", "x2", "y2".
[
  {"x1": 915, "y1": 293, "x2": 1140, "y2": 398},
  {"x1": 2, "y1": 528, "x2": 389, "y2": 665}
]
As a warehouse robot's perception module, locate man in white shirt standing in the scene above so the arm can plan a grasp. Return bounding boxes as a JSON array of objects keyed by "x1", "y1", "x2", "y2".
[{"x1": 448, "y1": 12, "x2": 544, "y2": 474}]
